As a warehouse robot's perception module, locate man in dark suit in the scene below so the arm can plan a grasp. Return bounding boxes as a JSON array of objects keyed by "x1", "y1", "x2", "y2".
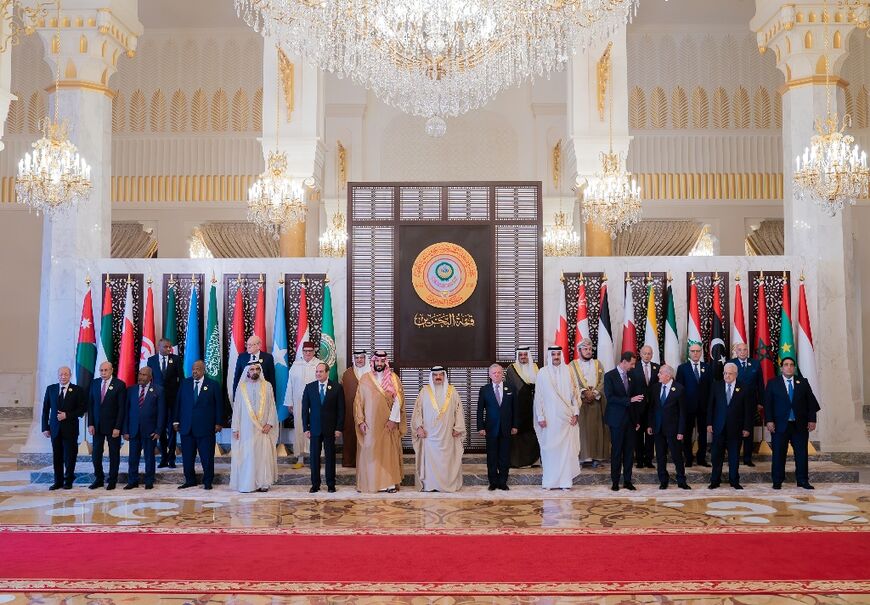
[
  {"x1": 603, "y1": 351, "x2": 644, "y2": 491},
  {"x1": 477, "y1": 363, "x2": 518, "y2": 491},
  {"x1": 630, "y1": 344, "x2": 659, "y2": 468},
  {"x1": 676, "y1": 343, "x2": 712, "y2": 467},
  {"x1": 647, "y1": 364, "x2": 690, "y2": 489},
  {"x1": 41, "y1": 366, "x2": 86, "y2": 489},
  {"x1": 173, "y1": 360, "x2": 223, "y2": 490},
  {"x1": 87, "y1": 361, "x2": 126, "y2": 490},
  {"x1": 123, "y1": 367, "x2": 165, "y2": 490},
  {"x1": 706, "y1": 362, "x2": 753, "y2": 489},
  {"x1": 729, "y1": 342, "x2": 763, "y2": 466},
  {"x1": 764, "y1": 357, "x2": 820, "y2": 490},
  {"x1": 232, "y1": 335, "x2": 276, "y2": 399},
  {"x1": 147, "y1": 338, "x2": 181, "y2": 468},
  {"x1": 302, "y1": 362, "x2": 345, "y2": 493}
]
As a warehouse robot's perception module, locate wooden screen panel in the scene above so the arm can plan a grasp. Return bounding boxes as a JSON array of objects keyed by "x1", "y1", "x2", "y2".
[
  {"x1": 447, "y1": 186, "x2": 490, "y2": 221},
  {"x1": 495, "y1": 185, "x2": 538, "y2": 221},
  {"x1": 162, "y1": 274, "x2": 204, "y2": 364},
  {"x1": 749, "y1": 271, "x2": 790, "y2": 363},
  {"x1": 563, "y1": 273, "x2": 604, "y2": 361},
  {"x1": 689, "y1": 272, "x2": 730, "y2": 360},
  {"x1": 495, "y1": 224, "x2": 541, "y2": 363},
  {"x1": 350, "y1": 225, "x2": 395, "y2": 355},
  {"x1": 284, "y1": 274, "x2": 326, "y2": 365},
  {"x1": 102, "y1": 273, "x2": 144, "y2": 370},
  {"x1": 399, "y1": 186, "x2": 441, "y2": 221},
  {"x1": 625, "y1": 272, "x2": 666, "y2": 356},
  {"x1": 351, "y1": 185, "x2": 394, "y2": 221}
]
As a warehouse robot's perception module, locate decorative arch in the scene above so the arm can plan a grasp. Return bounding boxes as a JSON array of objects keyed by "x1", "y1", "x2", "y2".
[
  {"x1": 170, "y1": 89, "x2": 188, "y2": 132},
  {"x1": 211, "y1": 89, "x2": 229, "y2": 131},
  {"x1": 129, "y1": 89, "x2": 147, "y2": 132},
  {"x1": 231, "y1": 88, "x2": 249, "y2": 132},
  {"x1": 191, "y1": 88, "x2": 208, "y2": 131},
  {"x1": 150, "y1": 90, "x2": 167, "y2": 132},
  {"x1": 733, "y1": 86, "x2": 750, "y2": 128},
  {"x1": 753, "y1": 87, "x2": 771, "y2": 129}
]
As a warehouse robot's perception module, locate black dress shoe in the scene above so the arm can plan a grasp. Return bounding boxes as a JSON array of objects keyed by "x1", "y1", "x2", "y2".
[
  {"x1": 88, "y1": 480, "x2": 103, "y2": 490},
  {"x1": 623, "y1": 482, "x2": 637, "y2": 491},
  {"x1": 744, "y1": 461, "x2": 756, "y2": 467},
  {"x1": 327, "y1": 486, "x2": 336, "y2": 493},
  {"x1": 309, "y1": 486, "x2": 320, "y2": 493},
  {"x1": 488, "y1": 484, "x2": 497, "y2": 491},
  {"x1": 124, "y1": 483, "x2": 139, "y2": 490},
  {"x1": 168, "y1": 462, "x2": 176, "y2": 469},
  {"x1": 498, "y1": 485, "x2": 509, "y2": 491},
  {"x1": 157, "y1": 462, "x2": 168, "y2": 469},
  {"x1": 611, "y1": 483, "x2": 619, "y2": 491},
  {"x1": 645, "y1": 462, "x2": 656, "y2": 469},
  {"x1": 178, "y1": 483, "x2": 196, "y2": 489},
  {"x1": 659, "y1": 483, "x2": 668, "y2": 490},
  {"x1": 772, "y1": 483, "x2": 782, "y2": 490},
  {"x1": 106, "y1": 483, "x2": 116, "y2": 491},
  {"x1": 708, "y1": 482, "x2": 720, "y2": 489},
  {"x1": 203, "y1": 485, "x2": 213, "y2": 490},
  {"x1": 731, "y1": 483, "x2": 744, "y2": 490},
  {"x1": 49, "y1": 483, "x2": 63, "y2": 491},
  {"x1": 145, "y1": 484, "x2": 153, "y2": 490},
  {"x1": 685, "y1": 462, "x2": 694, "y2": 468},
  {"x1": 798, "y1": 482, "x2": 815, "y2": 490},
  {"x1": 698, "y1": 462, "x2": 711, "y2": 468},
  {"x1": 62, "y1": 483, "x2": 73, "y2": 490},
  {"x1": 677, "y1": 483, "x2": 691, "y2": 490}
]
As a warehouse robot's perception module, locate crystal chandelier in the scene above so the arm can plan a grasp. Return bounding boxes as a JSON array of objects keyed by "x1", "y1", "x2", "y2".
[
  {"x1": 793, "y1": 0, "x2": 869, "y2": 216},
  {"x1": 16, "y1": 0, "x2": 92, "y2": 217},
  {"x1": 543, "y1": 209, "x2": 581, "y2": 257},
  {"x1": 236, "y1": 0, "x2": 637, "y2": 132},
  {"x1": 319, "y1": 208, "x2": 348, "y2": 257},
  {"x1": 247, "y1": 150, "x2": 307, "y2": 240}
]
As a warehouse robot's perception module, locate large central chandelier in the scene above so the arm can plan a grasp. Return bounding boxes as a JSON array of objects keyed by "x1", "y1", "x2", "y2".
[
  {"x1": 793, "y1": 0, "x2": 869, "y2": 216},
  {"x1": 236, "y1": 0, "x2": 637, "y2": 132}
]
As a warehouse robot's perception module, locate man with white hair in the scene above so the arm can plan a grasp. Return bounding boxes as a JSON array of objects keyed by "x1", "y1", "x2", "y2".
[
  {"x1": 232, "y1": 335, "x2": 276, "y2": 399},
  {"x1": 568, "y1": 338, "x2": 608, "y2": 468},
  {"x1": 339, "y1": 349, "x2": 370, "y2": 467},
  {"x1": 288, "y1": 341, "x2": 322, "y2": 468},
  {"x1": 230, "y1": 361, "x2": 278, "y2": 493},
  {"x1": 728, "y1": 342, "x2": 762, "y2": 467},
  {"x1": 411, "y1": 366, "x2": 465, "y2": 492},
  {"x1": 505, "y1": 346, "x2": 539, "y2": 468},
  {"x1": 533, "y1": 346, "x2": 581, "y2": 489},
  {"x1": 647, "y1": 364, "x2": 690, "y2": 490},
  {"x1": 706, "y1": 362, "x2": 753, "y2": 490}
]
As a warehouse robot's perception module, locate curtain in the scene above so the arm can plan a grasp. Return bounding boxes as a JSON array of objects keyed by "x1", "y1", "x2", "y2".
[
  {"x1": 111, "y1": 222, "x2": 157, "y2": 258},
  {"x1": 197, "y1": 222, "x2": 279, "y2": 258},
  {"x1": 613, "y1": 220, "x2": 704, "y2": 256},
  {"x1": 745, "y1": 219, "x2": 784, "y2": 256}
]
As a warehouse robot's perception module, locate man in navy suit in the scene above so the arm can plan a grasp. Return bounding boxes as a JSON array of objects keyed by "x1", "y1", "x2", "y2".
[
  {"x1": 729, "y1": 342, "x2": 763, "y2": 466},
  {"x1": 232, "y1": 335, "x2": 276, "y2": 399},
  {"x1": 147, "y1": 338, "x2": 181, "y2": 468},
  {"x1": 123, "y1": 367, "x2": 165, "y2": 490},
  {"x1": 302, "y1": 362, "x2": 345, "y2": 493},
  {"x1": 477, "y1": 363, "x2": 518, "y2": 491},
  {"x1": 706, "y1": 363, "x2": 753, "y2": 489},
  {"x1": 647, "y1": 365, "x2": 690, "y2": 489},
  {"x1": 676, "y1": 343, "x2": 712, "y2": 467},
  {"x1": 629, "y1": 344, "x2": 660, "y2": 469},
  {"x1": 173, "y1": 360, "x2": 223, "y2": 490},
  {"x1": 603, "y1": 351, "x2": 644, "y2": 491},
  {"x1": 764, "y1": 357, "x2": 820, "y2": 490},
  {"x1": 41, "y1": 366, "x2": 86, "y2": 490},
  {"x1": 87, "y1": 361, "x2": 127, "y2": 490}
]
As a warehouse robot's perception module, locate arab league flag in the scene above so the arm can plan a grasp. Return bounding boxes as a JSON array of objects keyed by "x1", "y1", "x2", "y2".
[
  {"x1": 183, "y1": 283, "x2": 201, "y2": 378},
  {"x1": 165, "y1": 283, "x2": 178, "y2": 354},
  {"x1": 272, "y1": 283, "x2": 290, "y2": 422},
  {"x1": 687, "y1": 274, "x2": 704, "y2": 360},
  {"x1": 596, "y1": 279, "x2": 615, "y2": 372},
  {"x1": 320, "y1": 283, "x2": 339, "y2": 382},
  {"x1": 777, "y1": 275, "x2": 796, "y2": 372},
  {"x1": 205, "y1": 280, "x2": 222, "y2": 386},
  {"x1": 642, "y1": 282, "x2": 660, "y2": 364},
  {"x1": 96, "y1": 282, "x2": 113, "y2": 369},
  {"x1": 710, "y1": 277, "x2": 727, "y2": 380},
  {"x1": 76, "y1": 285, "x2": 97, "y2": 394},
  {"x1": 664, "y1": 282, "x2": 680, "y2": 370}
]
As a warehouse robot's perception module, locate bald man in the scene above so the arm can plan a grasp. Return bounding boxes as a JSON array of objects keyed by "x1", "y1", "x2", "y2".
[{"x1": 232, "y1": 335, "x2": 276, "y2": 399}]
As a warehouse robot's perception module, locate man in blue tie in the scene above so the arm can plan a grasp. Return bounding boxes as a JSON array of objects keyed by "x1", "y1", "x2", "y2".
[
  {"x1": 764, "y1": 357, "x2": 820, "y2": 490},
  {"x1": 147, "y1": 338, "x2": 181, "y2": 469},
  {"x1": 706, "y1": 363, "x2": 752, "y2": 489},
  {"x1": 477, "y1": 363, "x2": 518, "y2": 491},
  {"x1": 647, "y1": 365, "x2": 689, "y2": 490},
  {"x1": 173, "y1": 360, "x2": 223, "y2": 490},
  {"x1": 302, "y1": 362, "x2": 345, "y2": 493}
]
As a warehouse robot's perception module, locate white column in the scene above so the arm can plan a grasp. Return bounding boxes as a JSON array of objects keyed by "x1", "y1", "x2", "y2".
[{"x1": 0, "y1": 2, "x2": 15, "y2": 153}]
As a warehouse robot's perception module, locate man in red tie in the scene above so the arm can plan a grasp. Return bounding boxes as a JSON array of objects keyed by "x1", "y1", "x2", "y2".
[
  {"x1": 87, "y1": 362, "x2": 127, "y2": 490},
  {"x1": 123, "y1": 367, "x2": 165, "y2": 490}
]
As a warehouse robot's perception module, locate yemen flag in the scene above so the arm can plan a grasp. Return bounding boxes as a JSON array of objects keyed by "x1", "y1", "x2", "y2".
[
  {"x1": 205, "y1": 280, "x2": 222, "y2": 386},
  {"x1": 597, "y1": 279, "x2": 615, "y2": 372},
  {"x1": 75, "y1": 285, "x2": 97, "y2": 394},
  {"x1": 664, "y1": 282, "x2": 680, "y2": 369},
  {"x1": 182, "y1": 283, "x2": 201, "y2": 378},
  {"x1": 797, "y1": 277, "x2": 818, "y2": 390},
  {"x1": 116, "y1": 281, "x2": 137, "y2": 386},
  {"x1": 165, "y1": 283, "x2": 178, "y2": 354},
  {"x1": 140, "y1": 282, "x2": 155, "y2": 365},
  {"x1": 621, "y1": 278, "x2": 637, "y2": 355},
  {"x1": 295, "y1": 282, "x2": 311, "y2": 362},
  {"x1": 574, "y1": 276, "x2": 590, "y2": 355},
  {"x1": 777, "y1": 274, "x2": 796, "y2": 372},
  {"x1": 320, "y1": 283, "x2": 339, "y2": 382},
  {"x1": 97, "y1": 281, "x2": 113, "y2": 369},
  {"x1": 687, "y1": 274, "x2": 704, "y2": 360},
  {"x1": 755, "y1": 275, "x2": 776, "y2": 385},
  {"x1": 710, "y1": 277, "x2": 727, "y2": 380},
  {"x1": 554, "y1": 279, "x2": 569, "y2": 360},
  {"x1": 642, "y1": 282, "x2": 660, "y2": 364}
]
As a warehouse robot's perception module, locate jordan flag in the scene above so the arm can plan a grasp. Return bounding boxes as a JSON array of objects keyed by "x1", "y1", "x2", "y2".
[
  {"x1": 755, "y1": 275, "x2": 776, "y2": 385},
  {"x1": 597, "y1": 279, "x2": 615, "y2": 372},
  {"x1": 574, "y1": 277, "x2": 590, "y2": 356},
  {"x1": 554, "y1": 279, "x2": 569, "y2": 361},
  {"x1": 295, "y1": 281, "x2": 311, "y2": 361},
  {"x1": 687, "y1": 274, "x2": 704, "y2": 360},
  {"x1": 621, "y1": 278, "x2": 637, "y2": 355},
  {"x1": 254, "y1": 280, "x2": 267, "y2": 351},
  {"x1": 75, "y1": 285, "x2": 97, "y2": 394},
  {"x1": 732, "y1": 278, "x2": 748, "y2": 348},
  {"x1": 227, "y1": 286, "x2": 245, "y2": 400},
  {"x1": 116, "y1": 281, "x2": 137, "y2": 386},
  {"x1": 797, "y1": 277, "x2": 818, "y2": 391},
  {"x1": 139, "y1": 281, "x2": 155, "y2": 365},
  {"x1": 710, "y1": 276, "x2": 726, "y2": 379}
]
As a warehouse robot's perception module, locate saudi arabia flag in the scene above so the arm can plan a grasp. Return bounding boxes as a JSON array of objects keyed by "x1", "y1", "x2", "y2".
[
  {"x1": 205, "y1": 280, "x2": 221, "y2": 386},
  {"x1": 319, "y1": 283, "x2": 338, "y2": 382}
]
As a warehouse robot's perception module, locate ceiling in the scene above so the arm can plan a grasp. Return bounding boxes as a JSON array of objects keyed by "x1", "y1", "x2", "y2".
[{"x1": 138, "y1": 0, "x2": 247, "y2": 29}]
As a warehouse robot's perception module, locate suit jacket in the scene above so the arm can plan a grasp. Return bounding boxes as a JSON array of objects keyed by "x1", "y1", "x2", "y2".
[
  {"x1": 233, "y1": 352, "x2": 276, "y2": 398},
  {"x1": 603, "y1": 368, "x2": 642, "y2": 428},
  {"x1": 764, "y1": 375, "x2": 820, "y2": 433},
  {"x1": 175, "y1": 376, "x2": 223, "y2": 437},
  {"x1": 476, "y1": 382, "x2": 518, "y2": 437},
  {"x1": 41, "y1": 382, "x2": 85, "y2": 438},
  {"x1": 729, "y1": 357, "x2": 763, "y2": 407},
  {"x1": 676, "y1": 360, "x2": 713, "y2": 412},
  {"x1": 629, "y1": 360, "x2": 660, "y2": 414},
  {"x1": 88, "y1": 377, "x2": 127, "y2": 434},
  {"x1": 301, "y1": 379, "x2": 345, "y2": 436},
  {"x1": 124, "y1": 383, "x2": 166, "y2": 438},
  {"x1": 146, "y1": 353, "x2": 181, "y2": 407},
  {"x1": 707, "y1": 380, "x2": 753, "y2": 437},
  {"x1": 647, "y1": 381, "x2": 686, "y2": 436}
]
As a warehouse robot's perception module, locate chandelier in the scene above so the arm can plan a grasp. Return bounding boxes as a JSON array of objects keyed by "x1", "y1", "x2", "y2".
[
  {"x1": 16, "y1": 0, "x2": 92, "y2": 217},
  {"x1": 247, "y1": 150, "x2": 307, "y2": 240},
  {"x1": 543, "y1": 210, "x2": 581, "y2": 257},
  {"x1": 236, "y1": 0, "x2": 637, "y2": 133},
  {"x1": 793, "y1": 0, "x2": 869, "y2": 216},
  {"x1": 319, "y1": 208, "x2": 348, "y2": 257}
]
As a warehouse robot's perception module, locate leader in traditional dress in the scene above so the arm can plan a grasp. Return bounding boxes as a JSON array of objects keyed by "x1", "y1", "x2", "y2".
[
  {"x1": 505, "y1": 346, "x2": 540, "y2": 467},
  {"x1": 339, "y1": 349, "x2": 370, "y2": 467},
  {"x1": 230, "y1": 361, "x2": 278, "y2": 493},
  {"x1": 354, "y1": 351, "x2": 406, "y2": 493},
  {"x1": 411, "y1": 366, "x2": 465, "y2": 492},
  {"x1": 288, "y1": 341, "x2": 322, "y2": 468},
  {"x1": 533, "y1": 346, "x2": 581, "y2": 489},
  {"x1": 568, "y1": 338, "x2": 609, "y2": 467}
]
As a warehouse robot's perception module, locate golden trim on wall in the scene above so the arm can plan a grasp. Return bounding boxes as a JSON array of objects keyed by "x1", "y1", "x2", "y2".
[
  {"x1": 596, "y1": 41, "x2": 612, "y2": 122},
  {"x1": 552, "y1": 139, "x2": 561, "y2": 190},
  {"x1": 336, "y1": 140, "x2": 347, "y2": 191},
  {"x1": 277, "y1": 48, "x2": 295, "y2": 121},
  {"x1": 636, "y1": 173, "x2": 784, "y2": 201}
]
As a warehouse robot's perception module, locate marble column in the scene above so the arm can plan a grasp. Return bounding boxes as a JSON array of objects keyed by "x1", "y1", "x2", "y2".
[
  {"x1": 22, "y1": 2, "x2": 142, "y2": 454},
  {"x1": 0, "y1": 2, "x2": 15, "y2": 153},
  {"x1": 752, "y1": 0, "x2": 869, "y2": 452}
]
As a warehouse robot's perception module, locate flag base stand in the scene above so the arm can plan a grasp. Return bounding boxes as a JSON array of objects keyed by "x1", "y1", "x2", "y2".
[
  {"x1": 119, "y1": 442, "x2": 130, "y2": 456},
  {"x1": 215, "y1": 443, "x2": 223, "y2": 457},
  {"x1": 77, "y1": 439, "x2": 91, "y2": 455},
  {"x1": 807, "y1": 440, "x2": 818, "y2": 454},
  {"x1": 276, "y1": 444, "x2": 290, "y2": 456},
  {"x1": 756, "y1": 440, "x2": 772, "y2": 455}
]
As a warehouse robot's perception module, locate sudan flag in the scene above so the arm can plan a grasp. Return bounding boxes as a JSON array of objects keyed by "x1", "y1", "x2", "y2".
[
  {"x1": 75, "y1": 285, "x2": 97, "y2": 393},
  {"x1": 710, "y1": 276, "x2": 726, "y2": 380}
]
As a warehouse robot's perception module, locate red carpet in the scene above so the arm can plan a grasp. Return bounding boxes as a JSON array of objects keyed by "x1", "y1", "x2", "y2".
[{"x1": 1, "y1": 528, "x2": 868, "y2": 594}]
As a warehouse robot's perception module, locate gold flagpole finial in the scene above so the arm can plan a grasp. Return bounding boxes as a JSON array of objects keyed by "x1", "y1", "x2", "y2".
[
  {"x1": 735, "y1": 272, "x2": 741, "y2": 283},
  {"x1": 602, "y1": 272, "x2": 608, "y2": 282},
  {"x1": 211, "y1": 271, "x2": 217, "y2": 284},
  {"x1": 85, "y1": 274, "x2": 91, "y2": 287},
  {"x1": 667, "y1": 271, "x2": 672, "y2": 283},
  {"x1": 300, "y1": 274, "x2": 307, "y2": 285},
  {"x1": 690, "y1": 271, "x2": 696, "y2": 282},
  {"x1": 324, "y1": 275, "x2": 330, "y2": 284},
  {"x1": 258, "y1": 273, "x2": 265, "y2": 285},
  {"x1": 800, "y1": 270, "x2": 806, "y2": 283},
  {"x1": 126, "y1": 273, "x2": 132, "y2": 285}
]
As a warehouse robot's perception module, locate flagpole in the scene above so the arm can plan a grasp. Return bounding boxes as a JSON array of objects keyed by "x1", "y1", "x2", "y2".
[{"x1": 78, "y1": 274, "x2": 94, "y2": 457}]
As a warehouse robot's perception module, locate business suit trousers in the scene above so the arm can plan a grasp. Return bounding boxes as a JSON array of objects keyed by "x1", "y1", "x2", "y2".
[
  {"x1": 485, "y1": 431, "x2": 511, "y2": 487},
  {"x1": 653, "y1": 432, "x2": 686, "y2": 486},
  {"x1": 309, "y1": 434, "x2": 336, "y2": 489},
  {"x1": 180, "y1": 433, "x2": 216, "y2": 487},
  {"x1": 91, "y1": 431, "x2": 121, "y2": 483},
  {"x1": 710, "y1": 432, "x2": 742, "y2": 485},
  {"x1": 51, "y1": 433, "x2": 77, "y2": 485},
  {"x1": 682, "y1": 407, "x2": 708, "y2": 465},
  {"x1": 159, "y1": 405, "x2": 177, "y2": 464},
  {"x1": 771, "y1": 421, "x2": 809, "y2": 486},
  {"x1": 635, "y1": 404, "x2": 654, "y2": 465},
  {"x1": 128, "y1": 434, "x2": 158, "y2": 485},
  {"x1": 741, "y1": 431, "x2": 754, "y2": 464},
  {"x1": 609, "y1": 422, "x2": 634, "y2": 485}
]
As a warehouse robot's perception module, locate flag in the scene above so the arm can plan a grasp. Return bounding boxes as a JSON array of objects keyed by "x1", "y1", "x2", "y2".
[
  {"x1": 621, "y1": 278, "x2": 636, "y2": 355},
  {"x1": 182, "y1": 283, "x2": 201, "y2": 378},
  {"x1": 554, "y1": 279, "x2": 569, "y2": 360},
  {"x1": 687, "y1": 275, "x2": 704, "y2": 360},
  {"x1": 75, "y1": 285, "x2": 97, "y2": 394},
  {"x1": 574, "y1": 277, "x2": 590, "y2": 353},
  {"x1": 116, "y1": 281, "x2": 137, "y2": 386},
  {"x1": 710, "y1": 277, "x2": 727, "y2": 379},
  {"x1": 254, "y1": 281, "x2": 267, "y2": 351},
  {"x1": 139, "y1": 281, "x2": 155, "y2": 365},
  {"x1": 295, "y1": 282, "x2": 311, "y2": 361},
  {"x1": 227, "y1": 286, "x2": 246, "y2": 400},
  {"x1": 642, "y1": 281, "x2": 660, "y2": 363},
  {"x1": 755, "y1": 275, "x2": 776, "y2": 385},
  {"x1": 777, "y1": 274, "x2": 796, "y2": 372},
  {"x1": 96, "y1": 282, "x2": 113, "y2": 369},
  {"x1": 664, "y1": 282, "x2": 680, "y2": 369},
  {"x1": 320, "y1": 283, "x2": 339, "y2": 382},
  {"x1": 732, "y1": 278, "x2": 747, "y2": 348},
  {"x1": 596, "y1": 279, "x2": 615, "y2": 372},
  {"x1": 164, "y1": 283, "x2": 178, "y2": 355},
  {"x1": 272, "y1": 283, "x2": 290, "y2": 422},
  {"x1": 204, "y1": 279, "x2": 221, "y2": 386},
  {"x1": 797, "y1": 277, "x2": 818, "y2": 390}
]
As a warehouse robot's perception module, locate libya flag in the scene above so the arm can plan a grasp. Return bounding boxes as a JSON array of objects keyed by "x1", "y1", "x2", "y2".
[
  {"x1": 777, "y1": 277, "x2": 796, "y2": 372},
  {"x1": 319, "y1": 283, "x2": 338, "y2": 382},
  {"x1": 76, "y1": 286, "x2": 97, "y2": 393},
  {"x1": 165, "y1": 283, "x2": 178, "y2": 354}
]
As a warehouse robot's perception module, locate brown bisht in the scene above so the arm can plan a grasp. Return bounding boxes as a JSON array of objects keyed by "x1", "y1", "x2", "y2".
[{"x1": 353, "y1": 372, "x2": 406, "y2": 492}]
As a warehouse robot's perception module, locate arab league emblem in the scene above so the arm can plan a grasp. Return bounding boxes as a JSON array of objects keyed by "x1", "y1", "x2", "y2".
[{"x1": 411, "y1": 242, "x2": 478, "y2": 309}]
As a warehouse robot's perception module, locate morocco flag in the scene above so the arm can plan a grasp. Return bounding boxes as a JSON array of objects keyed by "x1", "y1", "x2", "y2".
[
  {"x1": 596, "y1": 279, "x2": 615, "y2": 372},
  {"x1": 139, "y1": 282, "x2": 155, "y2": 364},
  {"x1": 574, "y1": 277, "x2": 590, "y2": 355},
  {"x1": 553, "y1": 279, "x2": 569, "y2": 360},
  {"x1": 116, "y1": 281, "x2": 137, "y2": 386},
  {"x1": 797, "y1": 277, "x2": 818, "y2": 390},
  {"x1": 755, "y1": 276, "x2": 776, "y2": 385},
  {"x1": 621, "y1": 278, "x2": 636, "y2": 355},
  {"x1": 687, "y1": 274, "x2": 704, "y2": 360},
  {"x1": 75, "y1": 286, "x2": 97, "y2": 394},
  {"x1": 227, "y1": 286, "x2": 246, "y2": 400},
  {"x1": 710, "y1": 277, "x2": 727, "y2": 379}
]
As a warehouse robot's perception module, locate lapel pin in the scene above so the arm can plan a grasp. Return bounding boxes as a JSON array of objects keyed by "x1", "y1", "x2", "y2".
[
  {"x1": 203, "y1": 386, "x2": 208, "y2": 391},
  {"x1": 108, "y1": 385, "x2": 114, "y2": 390},
  {"x1": 149, "y1": 388, "x2": 154, "y2": 392},
  {"x1": 168, "y1": 359, "x2": 173, "y2": 364},
  {"x1": 735, "y1": 387, "x2": 741, "y2": 392},
  {"x1": 671, "y1": 387, "x2": 676, "y2": 392},
  {"x1": 327, "y1": 385, "x2": 332, "y2": 390},
  {"x1": 795, "y1": 380, "x2": 801, "y2": 385}
]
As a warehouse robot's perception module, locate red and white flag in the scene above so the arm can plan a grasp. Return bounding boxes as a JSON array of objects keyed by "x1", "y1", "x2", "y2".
[
  {"x1": 116, "y1": 282, "x2": 137, "y2": 386},
  {"x1": 621, "y1": 278, "x2": 637, "y2": 355},
  {"x1": 687, "y1": 275, "x2": 704, "y2": 360},
  {"x1": 732, "y1": 278, "x2": 747, "y2": 347},
  {"x1": 254, "y1": 282, "x2": 267, "y2": 351},
  {"x1": 227, "y1": 287, "x2": 246, "y2": 400},
  {"x1": 797, "y1": 277, "x2": 818, "y2": 391},
  {"x1": 139, "y1": 281, "x2": 155, "y2": 365},
  {"x1": 574, "y1": 277, "x2": 590, "y2": 354},
  {"x1": 295, "y1": 282, "x2": 311, "y2": 360},
  {"x1": 554, "y1": 279, "x2": 569, "y2": 360}
]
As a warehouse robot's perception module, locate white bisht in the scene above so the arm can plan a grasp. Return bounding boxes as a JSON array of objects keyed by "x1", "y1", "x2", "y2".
[
  {"x1": 533, "y1": 348, "x2": 581, "y2": 489},
  {"x1": 411, "y1": 367, "x2": 466, "y2": 492},
  {"x1": 230, "y1": 365, "x2": 279, "y2": 493}
]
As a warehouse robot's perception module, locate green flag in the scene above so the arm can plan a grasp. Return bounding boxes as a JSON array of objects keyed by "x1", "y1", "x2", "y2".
[
  {"x1": 97, "y1": 284, "x2": 113, "y2": 368},
  {"x1": 777, "y1": 279, "x2": 796, "y2": 372},
  {"x1": 165, "y1": 284, "x2": 178, "y2": 354},
  {"x1": 205, "y1": 281, "x2": 221, "y2": 385},
  {"x1": 319, "y1": 284, "x2": 338, "y2": 382}
]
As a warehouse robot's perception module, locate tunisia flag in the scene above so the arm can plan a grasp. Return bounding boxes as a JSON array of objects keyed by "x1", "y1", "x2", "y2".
[
  {"x1": 254, "y1": 282, "x2": 267, "y2": 351},
  {"x1": 574, "y1": 277, "x2": 589, "y2": 357},
  {"x1": 139, "y1": 282, "x2": 155, "y2": 364},
  {"x1": 732, "y1": 279, "x2": 747, "y2": 347},
  {"x1": 227, "y1": 287, "x2": 245, "y2": 401},
  {"x1": 116, "y1": 281, "x2": 137, "y2": 386},
  {"x1": 754, "y1": 276, "x2": 776, "y2": 385},
  {"x1": 295, "y1": 282, "x2": 311, "y2": 361},
  {"x1": 621, "y1": 278, "x2": 636, "y2": 355},
  {"x1": 554, "y1": 279, "x2": 569, "y2": 360}
]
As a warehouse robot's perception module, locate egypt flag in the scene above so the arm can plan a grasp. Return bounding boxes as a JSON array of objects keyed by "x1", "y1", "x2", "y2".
[
  {"x1": 75, "y1": 285, "x2": 97, "y2": 394},
  {"x1": 621, "y1": 278, "x2": 637, "y2": 355},
  {"x1": 295, "y1": 281, "x2": 311, "y2": 361},
  {"x1": 574, "y1": 277, "x2": 590, "y2": 354},
  {"x1": 797, "y1": 277, "x2": 818, "y2": 391},
  {"x1": 554, "y1": 279, "x2": 570, "y2": 361},
  {"x1": 687, "y1": 274, "x2": 704, "y2": 360},
  {"x1": 597, "y1": 279, "x2": 615, "y2": 372},
  {"x1": 755, "y1": 276, "x2": 776, "y2": 385},
  {"x1": 116, "y1": 281, "x2": 137, "y2": 387},
  {"x1": 254, "y1": 280, "x2": 267, "y2": 351},
  {"x1": 96, "y1": 282, "x2": 113, "y2": 369},
  {"x1": 732, "y1": 278, "x2": 748, "y2": 348},
  {"x1": 227, "y1": 286, "x2": 246, "y2": 401},
  {"x1": 139, "y1": 281, "x2": 155, "y2": 365},
  {"x1": 642, "y1": 282, "x2": 660, "y2": 364},
  {"x1": 710, "y1": 277, "x2": 727, "y2": 380}
]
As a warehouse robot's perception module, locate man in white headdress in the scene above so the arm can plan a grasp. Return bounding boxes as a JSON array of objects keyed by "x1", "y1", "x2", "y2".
[
  {"x1": 230, "y1": 361, "x2": 278, "y2": 493},
  {"x1": 533, "y1": 346, "x2": 581, "y2": 489},
  {"x1": 287, "y1": 341, "x2": 321, "y2": 468},
  {"x1": 411, "y1": 366, "x2": 465, "y2": 492},
  {"x1": 568, "y1": 338, "x2": 609, "y2": 468},
  {"x1": 339, "y1": 349, "x2": 370, "y2": 467},
  {"x1": 505, "y1": 346, "x2": 540, "y2": 468}
]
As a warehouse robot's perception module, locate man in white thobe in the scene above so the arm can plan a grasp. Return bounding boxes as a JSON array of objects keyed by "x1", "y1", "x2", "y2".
[
  {"x1": 287, "y1": 341, "x2": 321, "y2": 468},
  {"x1": 230, "y1": 362, "x2": 278, "y2": 493},
  {"x1": 533, "y1": 346, "x2": 581, "y2": 489},
  {"x1": 411, "y1": 366, "x2": 465, "y2": 492}
]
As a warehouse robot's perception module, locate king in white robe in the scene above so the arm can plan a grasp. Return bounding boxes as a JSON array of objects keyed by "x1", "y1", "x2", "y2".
[
  {"x1": 533, "y1": 349, "x2": 581, "y2": 489},
  {"x1": 411, "y1": 369, "x2": 465, "y2": 492},
  {"x1": 230, "y1": 366, "x2": 279, "y2": 493}
]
